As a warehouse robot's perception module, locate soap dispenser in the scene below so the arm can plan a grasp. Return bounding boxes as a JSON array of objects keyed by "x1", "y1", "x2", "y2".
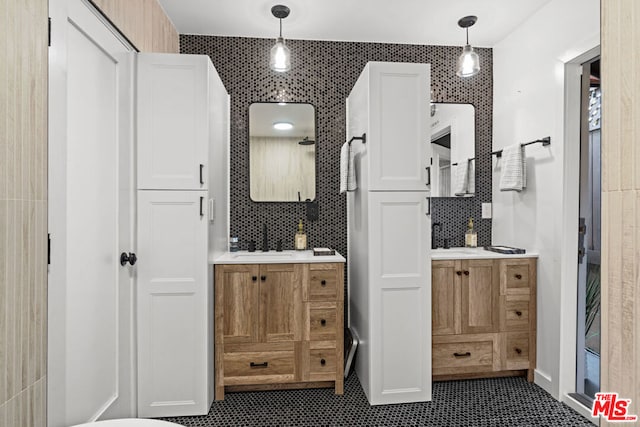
[
  {"x1": 465, "y1": 218, "x2": 477, "y2": 248},
  {"x1": 294, "y1": 219, "x2": 307, "y2": 251}
]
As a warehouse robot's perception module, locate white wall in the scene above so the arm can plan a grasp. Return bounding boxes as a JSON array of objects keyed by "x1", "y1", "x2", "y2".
[{"x1": 492, "y1": 0, "x2": 599, "y2": 401}]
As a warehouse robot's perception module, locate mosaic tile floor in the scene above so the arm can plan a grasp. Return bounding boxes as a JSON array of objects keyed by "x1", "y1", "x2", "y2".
[{"x1": 162, "y1": 374, "x2": 592, "y2": 426}]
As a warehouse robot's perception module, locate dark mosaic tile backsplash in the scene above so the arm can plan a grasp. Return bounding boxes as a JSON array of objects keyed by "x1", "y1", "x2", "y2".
[{"x1": 180, "y1": 35, "x2": 492, "y2": 255}]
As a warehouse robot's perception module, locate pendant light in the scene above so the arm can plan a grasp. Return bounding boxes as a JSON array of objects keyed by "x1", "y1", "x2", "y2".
[
  {"x1": 456, "y1": 15, "x2": 480, "y2": 78},
  {"x1": 269, "y1": 5, "x2": 291, "y2": 72}
]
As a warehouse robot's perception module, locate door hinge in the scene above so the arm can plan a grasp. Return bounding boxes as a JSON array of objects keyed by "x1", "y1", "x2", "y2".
[
  {"x1": 48, "y1": 18, "x2": 51, "y2": 47},
  {"x1": 48, "y1": 233, "x2": 51, "y2": 265}
]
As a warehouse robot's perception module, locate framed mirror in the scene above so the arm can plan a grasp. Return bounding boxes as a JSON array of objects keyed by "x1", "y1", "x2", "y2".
[
  {"x1": 430, "y1": 103, "x2": 476, "y2": 197},
  {"x1": 249, "y1": 102, "x2": 316, "y2": 202}
]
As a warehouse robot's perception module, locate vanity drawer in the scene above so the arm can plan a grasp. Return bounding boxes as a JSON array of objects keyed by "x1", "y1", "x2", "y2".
[
  {"x1": 306, "y1": 302, "x2": 338, "y2": 341},
  {"x1": 501, "y1": 298, "x2": 530, "y2": 331},
  {"x1": 504, "y1": 332, "x2": 530, "y2": 370},
  {"x1": 504, "y1": 264, "x2": 530, "y2": 290},
  {"x1": 308, "y1": 348, "x2": 338, "y2": 380},
  {"x1": 224, "y1": 350, "x2": 295, "y2": 384},
  {"x1": 307, "y1": 267, "x2": 338, "y2": 301},
  {"x1": 432, "y1": 336, "x2": 495, "y2": 375}
]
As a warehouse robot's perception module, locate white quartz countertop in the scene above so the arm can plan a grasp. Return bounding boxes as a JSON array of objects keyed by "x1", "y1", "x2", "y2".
[
  {"x1": 431, "y1": 247, "x2": 539, "y2": 260},
  {"x1": 211, "y1": 250, "x2": 346, "y2": 264}
]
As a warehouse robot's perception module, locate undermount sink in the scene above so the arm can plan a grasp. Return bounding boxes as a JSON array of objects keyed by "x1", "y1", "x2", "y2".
[
  {"x1": 230, "y1": 251, "x2": 294, "y2": 260},
  {"x1": 213, "y1": 250, "x2": 346, "y2": 264}
]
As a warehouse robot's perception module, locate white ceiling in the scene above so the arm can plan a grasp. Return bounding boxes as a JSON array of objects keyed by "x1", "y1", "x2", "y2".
[{"x1": 157, "y1": 0, "x2": 553, "y2": 47}]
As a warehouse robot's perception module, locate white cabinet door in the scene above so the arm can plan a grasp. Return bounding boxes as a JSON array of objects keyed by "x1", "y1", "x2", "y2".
[
  {"x1": 138, "y1": 54, "x2": 209, "y2": 190},
  {"x1": 368, "y1": 191, "x2": 431, "y2": 404},
  {"x1": 367, "y1": 62, "x2": 431, "y2": 191},
  {"x1": 137, "y1": 191, "x2": 210, "y2": 417}
]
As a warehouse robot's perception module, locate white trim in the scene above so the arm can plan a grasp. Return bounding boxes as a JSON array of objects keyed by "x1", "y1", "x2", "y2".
[
  {"x1": 558, "y1": 45, "x2": 600, "y2": 403},
  {"x1": 534, "y1": 369, "x2": 555, "y2": 398}
]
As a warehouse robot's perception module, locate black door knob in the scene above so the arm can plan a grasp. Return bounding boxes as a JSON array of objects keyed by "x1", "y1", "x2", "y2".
[
  {"x1": 321, "y1": 280, "x2": 327, "y2": 286},
  {"x1": 320, "y1": 358, "x2": 326, "y2": 366},
  {"x1": 261, "y1": 276, "x2": 266, "y2": 281},
  {"x1": 320, "y1": 319, "x2": 326, "y2": 326},
  {"x1": 120, "y1": 252, "x2": 137, "y2": 266},
  {"x1": 252, "y1": 276, "x2": 258, "y2": 282}
]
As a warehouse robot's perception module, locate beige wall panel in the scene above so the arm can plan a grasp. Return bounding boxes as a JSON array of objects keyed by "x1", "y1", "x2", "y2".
[
  {"x1": 151, "y1": 0, "x2": 179, "y2": 53},
  {"x1": 92, "y1": 0, "x2": 178, "y2": 53},
  {"x1": 1, "y1": 1, "x2": 48, "y2": 427},
  {"x1": 602, "y1": 0, "x2": 640, "y2": 424}
]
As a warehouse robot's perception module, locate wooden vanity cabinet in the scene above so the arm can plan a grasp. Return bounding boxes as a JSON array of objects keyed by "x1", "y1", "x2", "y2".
[
  {"x1": 214, "y1": 262, "x2": 344, "y2": 400},
  {"x1": 431, "y1": 258, "x2": 536, "y2": 382}
]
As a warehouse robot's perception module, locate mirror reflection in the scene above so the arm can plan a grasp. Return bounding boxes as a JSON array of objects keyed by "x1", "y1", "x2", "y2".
[
  {"x1": 249, "y1": 103, "x2": 316, "y2": 202},
  {"x1": 430, "y1": 103, "x2": 476, "y2": 197}
]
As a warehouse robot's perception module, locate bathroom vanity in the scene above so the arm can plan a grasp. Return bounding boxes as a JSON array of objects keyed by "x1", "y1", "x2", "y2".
[
  {"x1": 212, "y1": 251, "x2": 345, "y2": 400},
  {"x1": 431, "y1": 248, "x2": 537, "y2": 382}
]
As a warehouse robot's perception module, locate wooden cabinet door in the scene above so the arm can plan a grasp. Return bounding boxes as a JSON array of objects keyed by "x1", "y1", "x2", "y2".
[
  {"x1": 216, "y1": 264, "x2": 260, "y2": 345},
  {"x1": 432, "y1": 260, "x2": 460, "y2": 335},
  {"x1": 137, "y1": 190, "x2": 209, "y2": 416},
  {"x1": 259, "y1": 264, "x2": 303, "y2": 343},
  {"x1": 367, "y1": 62, "x2": 431, "y2": 191},
  {"x1": 460, "y1": 260, "x2": 500, "y2": 334},
  {"x1": 137, "y1": 53, "x2": 209, "y2": 190}
]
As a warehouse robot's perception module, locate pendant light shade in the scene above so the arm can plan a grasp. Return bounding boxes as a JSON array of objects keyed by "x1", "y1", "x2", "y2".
[
  {"x1": 456, "y1": 16, "x2": 480, "y2": 78},
  {"x1": 270, "y1": 5, "x2": 291, "y2": 72}
]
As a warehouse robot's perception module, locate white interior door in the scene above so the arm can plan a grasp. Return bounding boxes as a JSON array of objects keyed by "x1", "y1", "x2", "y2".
[{"x1": 48, "y1": 1, "x2": 135, "y2": 425}]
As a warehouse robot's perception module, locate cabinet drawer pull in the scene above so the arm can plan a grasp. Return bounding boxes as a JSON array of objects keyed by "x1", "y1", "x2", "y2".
[
  {"x1": 456, "y1": 271, "x2": 462, "y2": 276},
  {"x1": 321, "y1": 280, "x2": 327, "y2": 286},
  {"x1": 199, "y1": 164, "x2": 204, "y2": 184},
  {"x1": 514, "y1": 348, "x2": 522, "y2": 355},
  {"x1": 320, "y1": 358, "x2": 326, "y2": 366},
  {"x1": 249, "y1": 362, "x2": 268, "y2": 368},
  {"x1": 320, "y1": 319, "x2": 326, "y2": 326},
  {"x1": 515, "y1": 274, "x2": 522, "y2": 280},
  {"x1": 515, "y1": 310, "x2": 522, "y2": 316},
  {"x1": 261, "y1": 276, "x2": 266, "y2": 281},
  {"x1": 199, "y1": 196, "x2": 204, "y2": 217},
  {"x1": 463, "y1": 270, "x2": 469, "y2": 276},
  {"x1": 453, "y1": 352, "x2": 471, "y2": 358},
  {"x1": 252, "y1": 276, "x2": 257, "y2": 282}
]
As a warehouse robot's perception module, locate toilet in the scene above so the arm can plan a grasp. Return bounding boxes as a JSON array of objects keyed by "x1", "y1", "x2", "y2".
[{"x1": 71, "y1": 419, "x2": 181, "y2": 427}]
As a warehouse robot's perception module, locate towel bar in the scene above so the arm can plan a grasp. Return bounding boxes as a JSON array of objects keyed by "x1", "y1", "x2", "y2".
[
  {"x1": 492, "y1": 136, "x2": 551, "y2": 158},
  {"x1": 348, "y1": 133, "x2": 366, "y2": 146}
]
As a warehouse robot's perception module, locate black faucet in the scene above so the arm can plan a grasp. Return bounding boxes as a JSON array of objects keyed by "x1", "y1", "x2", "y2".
[
  {"x1": 262, "y1": 223, "x2": 269, "y2": 252},
  {"x1": 431, "y1": 222, "x2": 442, "y2": 249}
]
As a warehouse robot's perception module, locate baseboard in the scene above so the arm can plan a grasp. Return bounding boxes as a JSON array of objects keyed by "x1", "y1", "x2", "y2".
[{"x1": 534, "y1": 369, "x2": 557, "y2": 399}]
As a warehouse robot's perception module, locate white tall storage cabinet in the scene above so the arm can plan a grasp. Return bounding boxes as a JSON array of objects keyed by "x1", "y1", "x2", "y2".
[
  {"x1": 136, "y1": 53, "x2": 229, "y2": 417},
  {"x1": 347, "y1": 62, "x2": 432, "y2": 405}
]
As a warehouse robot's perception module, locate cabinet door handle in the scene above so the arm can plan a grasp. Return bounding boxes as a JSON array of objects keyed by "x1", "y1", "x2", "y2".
[
  {"x1": 515, "y1": 274, "x2": 522, "y2": 280},
  {"x1": 515, "y1": 310, "x2": 522, "y2": 316},
  {"x1": 425, "y1": 166, "x2": 431, "y2": 186},
  {"x1": 320, "y1": 319, "x2": 326, "y2": 326},
  {"x1": 514, "y1": 348, "x2": 522, "y2": 355},
  {"x1": 456, "y1": 271, "x2": 462, "y2": 276},
  {"x1": 260, "y1": 276, "x2": 266, "y2": 282},
  {"x1": 199, "y1": 164, "x2": 204, "y2": 185},
  {"x1": 252, "y1": 276, "x2": 258, "y2": 282},
  {"x1": 454, "y1": 352, "x2": 471, "y2": 358},
  {"x1": 321, "y1": 280, "x2": 327, "y2": 286},
  {"x1": 250, "y1": 362, "x2": 268, "y2": 368},
  {"x1": 199, "y1": 197, "x2": 204, "y2": 217},
  {"x1": 320, "y1": 358, "x2": 326, "y2": 366},
  {"x1": 463, "y1": 270, "x2": 469, "y2": 276}
]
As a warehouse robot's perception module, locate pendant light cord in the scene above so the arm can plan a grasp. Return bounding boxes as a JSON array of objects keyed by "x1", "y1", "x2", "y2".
[
  {"x1": 279, "y1": 18, "x2": 283, "y2": 38},
  {"x1": 466, "y1": 28, "x2": 469, "y2": 45}
]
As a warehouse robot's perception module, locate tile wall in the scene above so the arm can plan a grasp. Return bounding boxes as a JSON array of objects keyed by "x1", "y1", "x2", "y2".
[{"x1": 181, "y1": 36, "x2": 493, "y2": 252}]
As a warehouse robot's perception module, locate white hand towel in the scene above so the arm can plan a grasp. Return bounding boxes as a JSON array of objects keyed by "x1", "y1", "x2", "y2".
[
  {"x1": 340, "y1": 142, "x2": 357, "y2": 194},
  {"x1": 453, "y1": 162, "x2": 469, "y2": 196},
  {"x1": 499, "y1": 144, "x2": 527, "y2": 191},
  {"x1": 466, "y1": 159, "x2": 475, "y2": 195}
]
